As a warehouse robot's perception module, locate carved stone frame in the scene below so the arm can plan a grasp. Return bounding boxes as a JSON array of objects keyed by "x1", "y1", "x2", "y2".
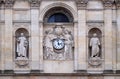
[
  {"x1": 13, "y1": 23, "x2": 31, "y2": 70},
  {"x1": 87, "y1": 22, "x2": 104, "y2": 70}
]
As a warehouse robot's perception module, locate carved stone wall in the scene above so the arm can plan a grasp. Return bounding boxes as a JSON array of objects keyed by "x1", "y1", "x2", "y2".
[
  {"x1": 43, "y1": 25, "x2": 74, "y2": 60},
  {"x1": 0, "y1": 0, "x2": 119, "y2": 79}
]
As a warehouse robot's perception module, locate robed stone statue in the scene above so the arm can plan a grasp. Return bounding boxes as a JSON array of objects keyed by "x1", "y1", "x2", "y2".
[
  {"x1": 16, "y1": 33, "x2": 28, "y2": 58},
  {"x1": 90, "y1": 33, "x2": 100, "y2": 57}
]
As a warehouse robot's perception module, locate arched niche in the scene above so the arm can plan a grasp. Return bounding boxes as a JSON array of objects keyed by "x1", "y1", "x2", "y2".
[
  {"x1": 15, "y1": 28, "x2": 29, "y2": 59},
  {"x1": 88, "y1": 28, "x2": 102, "y2": 58},
  {"x1": 43, "y1": 7, "x2": 73, "y2": 23}
]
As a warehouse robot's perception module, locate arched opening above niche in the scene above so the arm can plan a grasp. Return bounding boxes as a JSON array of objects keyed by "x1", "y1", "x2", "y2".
[
  {"x1": 88, "y1": 28, "x2": 102, "y2": 38},
  {"x1": 15, "y1": 28, "x2": 29, "y2": 37},
  {"x1": 43, "y1": 7, "x2": 74, "y2": 23}
]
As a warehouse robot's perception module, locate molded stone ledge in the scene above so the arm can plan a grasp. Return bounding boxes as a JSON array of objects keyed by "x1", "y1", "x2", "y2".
[
  {"x1": 0, "y1": 70, "x2": 120, "y2": 76},
  {"x1": 30, "y1": 70, "x2": 41, "y2": 74},
  {"x1": 103, "y1": 70, "x2": 114, "y2": 74},
  {"x1": 74, "y1": 70, "x2": 87, "y2": 74},
  {"x1": 0, "y1": 71, "x2": 119, "y2": 76},
  {"x1": 4, "y1": 70, "x2": 14, "y2": 74},
  {"x1": 116, "y1": 70, "x2": 120, "y2": 74}
]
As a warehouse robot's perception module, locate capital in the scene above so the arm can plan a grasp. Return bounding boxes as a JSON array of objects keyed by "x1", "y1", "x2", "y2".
[
  {"x1": 0, "y1": 0, "x2": 4, "y2": 7},
  {"x1": 75, "y1": 0, "x2": 88, "y2": 10},
  {"x1": 29, "y1": 0, "x2": 41, "y2": 8},
  {"x1": 102, "y1": 0, "x2": 114, "y2": 9},
  {"x1": 115, "y1": 0, "x2": 120, "y2": 9},
  {"x1": 5, "y1": 0, "x2": 15, "y2": 8}
]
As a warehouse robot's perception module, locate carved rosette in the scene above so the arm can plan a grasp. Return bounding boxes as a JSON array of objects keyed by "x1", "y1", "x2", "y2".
[
  {"x1": 29, "y1": 0, "x2": 41, "y2": 8},
  {"x1": 5, "y1": 0, "x2": 14, "y2": 8},
  {"x1": 102, "y1": 0, "x2": 114, "y2": 9},
  {"x1": 75, "y1": 0, "x2": 88, "y2": 10}
]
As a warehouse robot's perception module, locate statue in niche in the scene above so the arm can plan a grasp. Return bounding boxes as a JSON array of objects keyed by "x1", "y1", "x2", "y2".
[
  {"x1": 43, "y1": 26, "x2": 73, "y2": 60},
  {"x1": 89, "y1": 33, "x2": 102, "y2": 66},
  {"x1": 64, "y1": 30, "x2": 73, "y2": 60},
  {"x1": 16, "y1": 33, "x2": 28, "y2": 59},
  {"x1": 90, "y1": 33, "x2": 100, "y2": 57}
]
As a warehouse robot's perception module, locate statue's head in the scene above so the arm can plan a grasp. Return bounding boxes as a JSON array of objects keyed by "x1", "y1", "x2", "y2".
[
  {"x1": 20, "y1": 33, "x2": 24, "y2": 36},
  {"x1": 93, "y1": 33, "x2": 97, "y2": 37},
  {"x1": 54, "y1": 25, "x2": 63, "y2": 36}
]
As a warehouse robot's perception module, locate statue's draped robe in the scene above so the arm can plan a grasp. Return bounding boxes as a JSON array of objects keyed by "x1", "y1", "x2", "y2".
[
  {"x1": 17, "y1": 36, "x2": 28, "y2": 57},
  {"x1": 90, "y1": 37, "x2": 100, "y2": 57}
]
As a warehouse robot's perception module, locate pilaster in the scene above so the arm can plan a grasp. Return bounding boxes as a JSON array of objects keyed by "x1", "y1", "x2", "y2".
[
  {"x1": 39, "y1": 21, "x2": 43, "y2": 71},
  {"x1": 115, "y1": 0, "x2": 120, "y2": 70},
  {"x1": 29, "y1": 0, "x2": 42, "y2": 71},
  {"x1": 0, "y1": 0, "x2": 5, "y2": 71},
  {"x1": 74, "y1": 22, "x2": 78, "y2": 71},
  {"x1": 4, "y1": 0, "x2": 14, "y2": 70},
  {"x1": 103, "y1": 0, "x2": 114, "y2": 71},
  {"x1": 75, "y1": 0, "x2": 88, "y2": 71},
  {"x1": 29, "y1": 0, "x2": 41, "y2": 9}
]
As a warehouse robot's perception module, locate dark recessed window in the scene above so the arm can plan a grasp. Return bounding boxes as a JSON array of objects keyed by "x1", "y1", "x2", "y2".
[{"x1": 48, "y1": 13, "x2": 70, "y2": 23}]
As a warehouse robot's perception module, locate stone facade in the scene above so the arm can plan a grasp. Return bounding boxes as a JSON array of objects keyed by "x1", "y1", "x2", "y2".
[{"x1": 0, "y1": 0, "x2": 119, "y2": 79}]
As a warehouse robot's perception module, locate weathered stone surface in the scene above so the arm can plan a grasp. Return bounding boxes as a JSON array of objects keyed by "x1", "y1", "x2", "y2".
[{"x1": 0, "y1": 0, "x2": 119, "y2": 79}]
